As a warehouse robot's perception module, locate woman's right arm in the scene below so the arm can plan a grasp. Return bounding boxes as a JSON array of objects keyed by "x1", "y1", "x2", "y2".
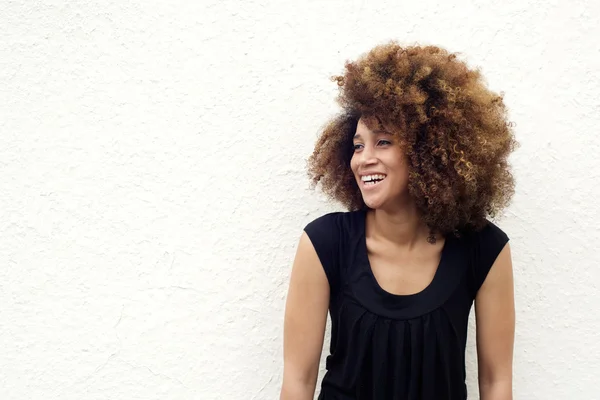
[{"x1": 280, "y1": 231, "x2": 330, "y2": 400}]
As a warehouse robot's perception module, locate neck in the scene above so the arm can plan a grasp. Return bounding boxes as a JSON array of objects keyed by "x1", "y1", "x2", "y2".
[{"x1": 368, "y1": 201, "x2": 430, "y2": 249}]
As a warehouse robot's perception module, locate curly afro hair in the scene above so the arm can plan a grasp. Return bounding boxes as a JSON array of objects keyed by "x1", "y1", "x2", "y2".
[{"x1": 308, "y1": 42, "x2": 517, "y2": 235}]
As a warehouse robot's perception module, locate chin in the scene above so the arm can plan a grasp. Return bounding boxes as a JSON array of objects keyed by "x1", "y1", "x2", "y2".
[
  {"x1": 362, "y1": 196, "x2": 386, "y2": 210},
  {"x1": 362, "y1": 192, "x2": 406, "y2": 211}
]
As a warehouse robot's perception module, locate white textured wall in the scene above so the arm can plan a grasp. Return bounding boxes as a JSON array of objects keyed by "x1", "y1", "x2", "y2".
[{"x1": 1, "y1": 0, "x2": 599, "y2": 399}]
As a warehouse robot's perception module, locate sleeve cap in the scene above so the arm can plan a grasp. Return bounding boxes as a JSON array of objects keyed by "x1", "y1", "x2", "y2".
[
  {"x1": 469, "y1": 221, "x2": 510, "y2": 296},
  {"x1": 303, "y1": 212, "x2": 343, "y2": 292}
]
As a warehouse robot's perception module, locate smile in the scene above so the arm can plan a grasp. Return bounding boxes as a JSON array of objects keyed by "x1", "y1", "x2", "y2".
[{"x1": 360, "y1": 174, "x2": 387, "y2": 187}]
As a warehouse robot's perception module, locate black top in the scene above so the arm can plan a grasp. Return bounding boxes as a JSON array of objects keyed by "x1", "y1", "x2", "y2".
[{"x1": 303, "y1": 210, "x2": 509, "y2": 400}]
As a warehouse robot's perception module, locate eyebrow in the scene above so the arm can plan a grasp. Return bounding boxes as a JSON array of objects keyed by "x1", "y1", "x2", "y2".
[{"x1": 353, "y1": 130, "x2": 392, "y2": 139}]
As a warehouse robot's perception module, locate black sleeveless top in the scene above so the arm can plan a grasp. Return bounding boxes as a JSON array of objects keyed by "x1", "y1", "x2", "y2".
[{"x1": 303, "y1": 210, "x2": 509, "y2": 400}]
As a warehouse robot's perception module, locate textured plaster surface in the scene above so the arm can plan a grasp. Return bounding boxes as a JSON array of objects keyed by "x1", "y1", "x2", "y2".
[{"x1": 1, "y1": 0, "x2": 599, "y2": 399}]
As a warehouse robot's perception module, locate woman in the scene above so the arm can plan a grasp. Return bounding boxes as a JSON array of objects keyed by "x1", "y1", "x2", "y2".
[{"x1": 281, "y1": 42, "x2": 517, "y2": 400}]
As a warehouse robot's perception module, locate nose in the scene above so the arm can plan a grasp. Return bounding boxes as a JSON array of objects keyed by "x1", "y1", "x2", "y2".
[{"x1": 359, "y1": 144, "x2": 378, "y2": 166}]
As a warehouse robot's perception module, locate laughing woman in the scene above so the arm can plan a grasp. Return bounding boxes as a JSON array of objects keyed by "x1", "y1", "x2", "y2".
[{"x1": 281, "y1": 43, "x2": 517, "y2": 400}]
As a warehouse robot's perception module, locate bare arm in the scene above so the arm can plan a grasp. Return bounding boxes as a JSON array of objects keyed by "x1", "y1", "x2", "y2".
[
  {"x1": 280, "y1": 232, "x2": 330, "y2": 400},
  {"x1": 475, "y1": 243, "x2": 515, "y2": 400}
]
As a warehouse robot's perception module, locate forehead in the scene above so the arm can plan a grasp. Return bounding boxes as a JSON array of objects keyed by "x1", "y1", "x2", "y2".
[{"x1": 354, "y1": 116, "x2": 394, "y2": 138}]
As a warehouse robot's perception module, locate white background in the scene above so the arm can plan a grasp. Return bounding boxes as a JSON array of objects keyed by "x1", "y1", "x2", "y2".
[{"x1": 1, "y1": 0, "x2": 599, "y2": 399}]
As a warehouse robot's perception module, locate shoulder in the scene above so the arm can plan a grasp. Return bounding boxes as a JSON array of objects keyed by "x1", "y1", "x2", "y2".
[
  {"x1": 460, "y1": 219, "x2": 509, "y2": 249},
  {"x1": 459, "y1": 220, "x2": 511, "y2": 296},
  {"x1": 304, "y1": 211, "x2": 344, "y2": 231},
  {"x1": 303, "y1": 210, "x2": 362, "y2": 239},
  {"x1": 302, "y1": 211, "x2": 362, "y2": 291}
]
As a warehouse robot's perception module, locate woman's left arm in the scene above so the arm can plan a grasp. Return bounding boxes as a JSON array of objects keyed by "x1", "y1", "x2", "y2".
[{"x1": 475, "y1": 243, "x2": 515, "y2": 400}]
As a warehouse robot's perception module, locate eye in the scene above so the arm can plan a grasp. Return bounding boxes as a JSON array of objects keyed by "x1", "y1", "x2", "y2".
[
  {"x1": 353, "y1": 143, "x2": 364, "y2": 151},
  {"x1": 378, "y1": 139, "x2": 392, "y2": 146}
]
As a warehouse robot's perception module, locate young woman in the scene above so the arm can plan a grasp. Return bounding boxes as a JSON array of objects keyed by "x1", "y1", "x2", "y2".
[{"x1": 280, "y1": 43, "x2": 516, "y2": 400}]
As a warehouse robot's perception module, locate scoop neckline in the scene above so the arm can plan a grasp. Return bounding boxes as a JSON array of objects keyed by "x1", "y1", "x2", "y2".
[{"x1": 359, "y1": 209, "x2": 451, "y2": 300}]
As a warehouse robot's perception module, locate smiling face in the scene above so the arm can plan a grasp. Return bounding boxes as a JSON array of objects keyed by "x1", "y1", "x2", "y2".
[{"x1": 350, "y1": 117, "x2": 410, "y2": 210}]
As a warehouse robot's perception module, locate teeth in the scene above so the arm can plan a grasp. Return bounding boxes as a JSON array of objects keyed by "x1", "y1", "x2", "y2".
[{"x1": 361, "y1": 174, "x2": 386, "y2": 182}]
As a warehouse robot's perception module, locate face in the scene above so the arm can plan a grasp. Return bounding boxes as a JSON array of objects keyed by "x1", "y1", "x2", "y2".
[{"x1": 350, "y1": 117, "x2": 410, "y2": 210}]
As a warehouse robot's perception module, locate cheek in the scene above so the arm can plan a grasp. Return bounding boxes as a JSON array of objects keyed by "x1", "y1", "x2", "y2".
[
  {"x1": 349, "y1": 156, "x2": 358, "y2": 174},
  {"x1": 388, "y1": 157, "x2": 410, "y2": 185},
  {"x1": 393, "y1": 151, "x2": 409, "y2": 172},
  {"x1": 396, "y1": 164, "x2": 410, "y2": 183}
]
